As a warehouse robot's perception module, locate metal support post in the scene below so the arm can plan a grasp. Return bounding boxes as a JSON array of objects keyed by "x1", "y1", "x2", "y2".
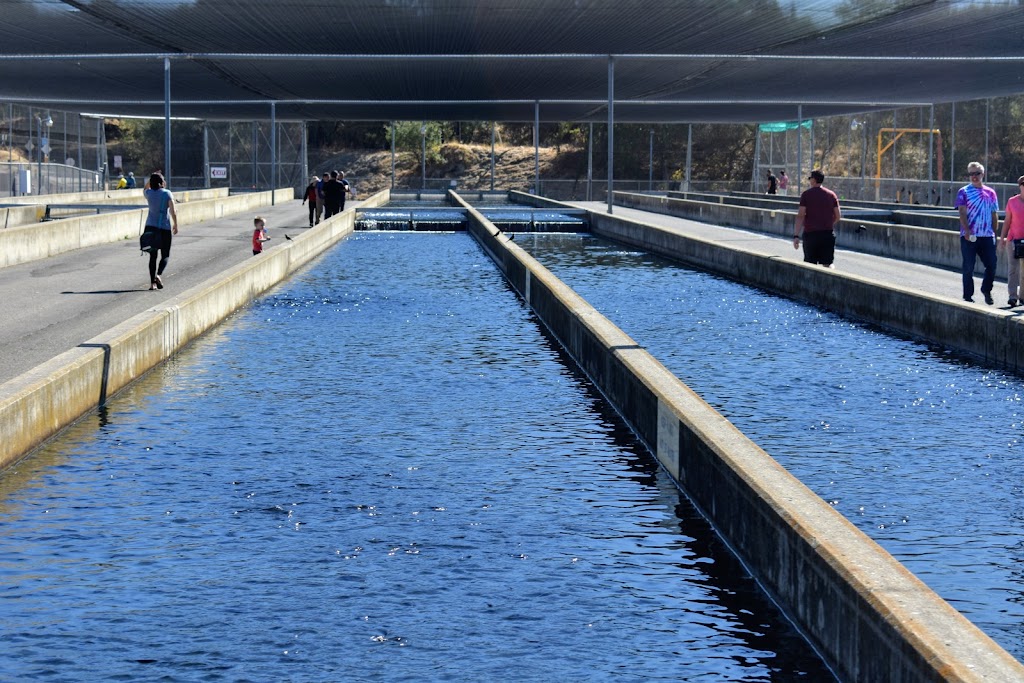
[
  {"x1": 607, "y1": 56, "x2": 614, "y2": 214},
  {"x1": 270, "y1": 102, "x2": 276, "y2": 205},
  {"x1": 796, "y1": 105, "x2": 802, "y2": 195},
  {"x1": 928, "y1": 105, "x2": 934, "y2": 204},
  {"x1": 203, "y1": 123, "x2": 210, "y2": 188},
  {"x1": 861, "y1": 115, "x2": 868, "y2": 199},
  {"x1": 390, "y1": 122, "x2": 395, "y2": 190},
  {"x1": 685, "y1": 123, "x2": 692, "y2": 192},
  {"x1": 164, "y1": 57, "x2": 171, "y2": 187},
  {"x1": 421, "y1": 122, "x2": 426, "y2": 190},
  {"x1": 587, "y1": 122, "x2": 593, "y2": 201},
  {"x1": 301, "y1": 120, "x2": 308, "y2": 183},
  {"x1": 648, "y1": 128, "x2": 654, "y2": 191},
  {"x1": 77, "y1": 114, "x2": 83, "y2": 190},
  {"x1": 252, "y1": 122, "x2": 257, "y2": 189},
  {"x1": 752, "y1": 127, "x2": 761, "y2": 192},
  {"x1": 490, "y1": 121, "x2": 495, "y2": 192},
  {"x1": 985, "y1": 98, "x2": 990, "y2": 173},
  {"x1": 950, "y1": 102, "x2": 956, "y2": 182},
  {"x1": 534, "y1": 101, "x2": 540, "y2": 194}
]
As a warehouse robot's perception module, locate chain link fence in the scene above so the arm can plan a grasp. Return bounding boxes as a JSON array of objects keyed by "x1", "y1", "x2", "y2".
[{"x1": 0, "y1": 104, "x2": 106, "y2": 197}]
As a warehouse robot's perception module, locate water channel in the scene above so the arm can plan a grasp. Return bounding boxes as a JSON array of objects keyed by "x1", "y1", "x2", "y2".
[
  {"x1": 0, "y1": 233, "x2": 831, "y2": 681},
  {"x1": 516, "y1": 232, "x2": 1024, "y2": 661}
]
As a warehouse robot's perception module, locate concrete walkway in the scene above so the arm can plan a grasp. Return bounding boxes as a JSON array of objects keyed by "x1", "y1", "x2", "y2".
[
  {"x1": 0, "y1": 199, "x2": 346, "y2": 384},
  {"x1": 571, "y1": 201, "x2": 1004, "y2": 309}
]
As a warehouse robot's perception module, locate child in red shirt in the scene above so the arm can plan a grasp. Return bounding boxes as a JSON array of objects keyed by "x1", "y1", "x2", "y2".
[{"x1": 252, "y1": 216, "x2": 271, "y2": 256}]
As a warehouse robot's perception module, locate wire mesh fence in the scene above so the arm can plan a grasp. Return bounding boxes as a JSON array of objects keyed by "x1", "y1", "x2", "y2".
[{"x1": 0, "y1": 104, "x2": 106, "y2": 198}]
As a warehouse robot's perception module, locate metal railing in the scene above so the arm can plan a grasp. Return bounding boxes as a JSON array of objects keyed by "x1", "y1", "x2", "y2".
[{"x1": 1, "y1": 162, "x2": 103, "y2": 198}]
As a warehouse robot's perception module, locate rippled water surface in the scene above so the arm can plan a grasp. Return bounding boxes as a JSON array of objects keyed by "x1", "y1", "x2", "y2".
[
  {"x1": 0, "y1": 234, "x2": 830, "y2": 681},
  {"x1": 518, "y1": 232, "x2": 1024, "y2": 660}
]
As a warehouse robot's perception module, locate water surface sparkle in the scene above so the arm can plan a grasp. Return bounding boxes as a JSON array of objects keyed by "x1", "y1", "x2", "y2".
[{"x1": 0, "y1": 233, "x2": 830, "y2": 681}]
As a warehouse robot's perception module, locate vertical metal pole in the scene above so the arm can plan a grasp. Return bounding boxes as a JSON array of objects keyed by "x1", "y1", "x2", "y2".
[
  {"x1": 421, "y1": 122, "x2": 426, "y2": 190},
  {"x1": 892, "y1": 110, "x2": 897, "y2": 198},
  {"x1": 796, "y1": 106, "x2": 802, "y2": 195},
  {"x1": 752, "y1": 126, "x2": 761, "y2": 192},
  {"x1": 534, "y1": 100, "x2": 540, "y2": 194},
  {"x1": 77, "y1": 114, "x2": 83, "y2": 190},
  {"x1": 301, "y1": 120, "x2": 308, "y2": 184},
  {"x1": 390, "y1": 122, "x2": 395, "y2": 190},
  {"x1": 252, "y1": 122, "x2": 257, "y2": 189},
  {"x1": 861, "y1": 114, "x2": 868, "y2": 199},
  {"x1": 607, "y1": 55, "x2": 614, "y2": 214},
  {"x1": 7, "y1": 103, "x2": 12, "y2": 163},
  {"x1": 685, "y1": 123, "x2": 692, "y2": 192},
  {"x1": 648, "y1": 128, "x2": 654, "y2": 191},
  {"x1": 63, "y1": 111, "x2": 67, "y2": 166},
  {"x1": 270, "y1": 102, "x2": 276, "y2": 205},
  {"x1": 490, "y1": 121, "x2": 495, "y2": 192},
  {"x1": 587, "y1": 122, "x2": 593, "y2": 201},
  {"x1": 228, "y1": 123, "x2": 233, "y2": 190},
  {"x1": 203, "y1": 122, "x2": 210, "y2": 188},
  {"x1": 809, "y1": 119, "x2": 815, "y2": 171},
  {"x1": 768, "y1": 130, "x2": 773, "y2": 167},
  {"x1": 985, "y1": 98, "x2": 990, "y2": 173},
  {"x1": 950, "y1": 102, "x2": 956, "y2": 183},
  {"x1": 928, "y1": 104, "x2": 934, "y2": 205},
  {"x1": 164, "y1": 57, "x2": 171, "y2": 187}
]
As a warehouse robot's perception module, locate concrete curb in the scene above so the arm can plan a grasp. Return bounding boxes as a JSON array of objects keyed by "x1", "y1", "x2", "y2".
[
  {"x1": 0, "y1": 189, "x2": 390, "y2": 470},
  {"x1": 461, "y1": 190, "x2": 1024, "y2": 681}
]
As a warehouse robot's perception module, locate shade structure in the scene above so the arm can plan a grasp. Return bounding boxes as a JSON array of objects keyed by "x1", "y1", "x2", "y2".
[{"x1": 1, "y1": 1, "x2": 1023, "y2": 122}]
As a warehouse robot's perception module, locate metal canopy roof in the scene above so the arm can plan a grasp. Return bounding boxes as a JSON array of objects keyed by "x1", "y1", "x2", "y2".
[{"x1": 2, "y1": 1, "x2": 1024, "y2": 123}]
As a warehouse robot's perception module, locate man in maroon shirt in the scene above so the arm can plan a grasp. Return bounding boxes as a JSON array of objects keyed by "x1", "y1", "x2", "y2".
[{"x1": 793, "y1": 169, "x2": 842, "y2": 267}]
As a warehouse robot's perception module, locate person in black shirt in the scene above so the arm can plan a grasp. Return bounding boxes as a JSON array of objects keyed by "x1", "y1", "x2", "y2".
[
  {"x1": 322, "y1": 170, "x2": 344, "y2": 219},
  {"x1": 766, "y1": 169, "x2": 778, "y2": 195}
]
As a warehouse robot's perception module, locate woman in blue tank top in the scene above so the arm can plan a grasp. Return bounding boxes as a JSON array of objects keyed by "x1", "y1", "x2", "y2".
[{"x1": 143, "y1": 172, "x2": 179, "y2": 290}]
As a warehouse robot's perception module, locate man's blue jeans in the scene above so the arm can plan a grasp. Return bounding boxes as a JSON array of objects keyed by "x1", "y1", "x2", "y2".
[{"x1": 961, "y1": 235, "x2": 997, "y2": 299}]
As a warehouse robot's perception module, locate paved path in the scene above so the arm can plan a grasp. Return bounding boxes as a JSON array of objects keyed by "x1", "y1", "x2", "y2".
[
  {"x1": 0, "y1": 198, "x2": 346, "y2": 385},
  {"x1": 571, "y1": 201, "x2": 1004, "y2": 308}
]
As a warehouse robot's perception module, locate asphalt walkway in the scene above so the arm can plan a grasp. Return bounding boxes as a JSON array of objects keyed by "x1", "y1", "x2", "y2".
[{"x1": 0, "y1": 198, "x2": 341, "y2": 384}]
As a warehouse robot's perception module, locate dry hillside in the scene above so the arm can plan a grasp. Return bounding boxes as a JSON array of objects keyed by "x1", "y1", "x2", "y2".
[{"x1": 315, "y1": 142, "x2": 584, "y2": 194}]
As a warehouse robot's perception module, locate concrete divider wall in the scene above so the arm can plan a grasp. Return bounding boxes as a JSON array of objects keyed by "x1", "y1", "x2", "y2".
[
  {"x1": 2, "y1": 188, "x2": 229, "y2": 230},
  {"x1": 453, "y1": 191, "x2": 1024, "y2": 681},
  {"x1": 0, "y1": 189, "x2": 391, "y2": 471},
  {"x1": 671, "y1": 190, "x2": 964, "y2": 232},
  {"x1": 617, "y1": 191, "x2": 1005, "y2": 280},
  {"x1": 0, "y1": 188, "x2": 292, "y2": 268}
]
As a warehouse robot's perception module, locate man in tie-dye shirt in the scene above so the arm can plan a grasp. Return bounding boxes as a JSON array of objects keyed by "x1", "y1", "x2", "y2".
[{"x1": 955, "y1": 161, "x2": 1000, "y2": 304}]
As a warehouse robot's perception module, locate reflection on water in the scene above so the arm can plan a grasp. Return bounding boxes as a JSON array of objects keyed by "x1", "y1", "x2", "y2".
[
  {"x1": 518, "y1": 232, "x2": 1024, "y2": 660},
  {"x1": 0, "y1": 234, "x2": 830, "y2": 681}
]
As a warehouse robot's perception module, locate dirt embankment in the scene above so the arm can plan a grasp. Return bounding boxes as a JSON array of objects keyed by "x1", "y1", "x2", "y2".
[{"x1": 315, "y1": 142, "x2": 586, "y2": 194}]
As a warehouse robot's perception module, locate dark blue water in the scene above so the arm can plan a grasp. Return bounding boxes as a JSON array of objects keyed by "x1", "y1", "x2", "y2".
[
  {"x1": 516, "y1": 232, "x2": 1024, "y2": 661},
  {"x1": 0, "y1": 233, "x2": 831, "y2": 681}
]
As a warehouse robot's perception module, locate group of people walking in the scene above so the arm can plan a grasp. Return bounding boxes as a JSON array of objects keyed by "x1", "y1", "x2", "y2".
[
  {"x1": 955, "y1": 162, "x2": 1024, "y2": 307},
  {"x1": 786, "y1": 160, "x2": 1024, "y2": 309},
  {"x1": 302, "y1": 170, "x2": 353, "y2": 227}
]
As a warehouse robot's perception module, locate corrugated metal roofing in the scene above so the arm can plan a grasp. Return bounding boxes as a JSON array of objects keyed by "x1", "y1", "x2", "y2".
[{"x1": 2, "y1": 1, "x2": 1023, "y2": 122}]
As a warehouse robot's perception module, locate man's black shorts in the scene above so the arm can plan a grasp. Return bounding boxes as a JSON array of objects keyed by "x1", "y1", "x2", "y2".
[{"x1": 802, "y1": 230, "x2": 836, "y2": 266}]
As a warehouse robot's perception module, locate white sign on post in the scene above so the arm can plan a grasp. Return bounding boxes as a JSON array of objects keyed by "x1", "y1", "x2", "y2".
[
  {"x1": 113, "y1": 155, "x2": 122, "y2": 170},
  {"x1": 210, "y1": 166, "x2": 228, "y2": 179}
]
